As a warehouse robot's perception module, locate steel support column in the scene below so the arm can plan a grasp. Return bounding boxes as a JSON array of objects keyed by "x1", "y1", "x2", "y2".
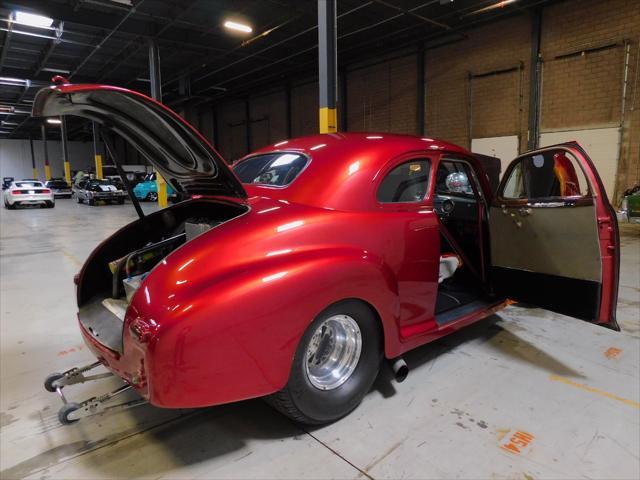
[
  {"x1": 285, "y1": 83, "x2": 292, "y2": 138},
  {"x1": 318, "y1": 0, "x2": 337, "y2": 133},
  {"x1": 339, "y1": 69, "x2": 348, "y2": 131},
  {"x1": 149, "y1": 38, "x2": 167, "y2": 207},
  {"x1": 60, "y1": 117, "x2": 72, "y2": 184},
  {"x1": 29, "y1": 137, "x2": 37, "y2": 179},
  {"x1": 416, "y1": 43, "x2": 425, "y2": 136},
  {"x1": 245, "y1": 98, "x2": 252, "y2": 153},
  {"x1": 527, "y1": 8, "x2": 542, "y2": 151},
  {"x1": 92, "y1": 121, "x2": 103, "y2": 179},
  {"x1": 41, "y1": 124, "x2": 51, "y2": 180}
]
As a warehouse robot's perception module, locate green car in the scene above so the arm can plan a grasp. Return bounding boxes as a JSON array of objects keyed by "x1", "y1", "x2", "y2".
[
  {"x1": 132, "y1": 173, "x2": 177, "y2": 202},
  {"x1": 622, "y1": 187, "x2": 640, "y2": 224}
]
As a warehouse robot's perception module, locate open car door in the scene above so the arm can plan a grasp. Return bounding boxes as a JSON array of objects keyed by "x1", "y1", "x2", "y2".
[{"x1": 489, "y1": 142, "x2": 620, "y2": 330}]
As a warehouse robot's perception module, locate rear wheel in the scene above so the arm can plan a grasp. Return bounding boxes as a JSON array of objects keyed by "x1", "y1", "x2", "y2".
[
  {"x1": 147, "y1": 192, "x2": 158, "y2": 202},
  {"x1": 267, "y1": 300, "x2": 383, "y2": 425},
  {"x1": 47, "y1": 201, "x2": 55, "y2": 208},
  {"x1": 76, "y1": 196, "x2": 83, "y2": 204},
  {"x1": 117, "y1": 198, "x2": 125, "y2": 205},
  {"x1": 88, "y1": 198, "x2": 95, "y2": 206}
]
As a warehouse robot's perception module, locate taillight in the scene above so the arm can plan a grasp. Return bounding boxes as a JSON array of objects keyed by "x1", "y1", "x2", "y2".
[
  {"x1": 42, "y1": 189, "x2": 51, "y2": 194},
  {"x1": 12, "y1": 190, "x2": 24, "y2": 195}
]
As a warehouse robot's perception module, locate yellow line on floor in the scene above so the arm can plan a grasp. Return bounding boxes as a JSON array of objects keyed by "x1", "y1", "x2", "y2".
[
  {"x1": 60, "y1": 249, "x2": 82, "y2": 267},
  {"x1": 549, "y1": 374, "x2": 640, "y2": 408}
]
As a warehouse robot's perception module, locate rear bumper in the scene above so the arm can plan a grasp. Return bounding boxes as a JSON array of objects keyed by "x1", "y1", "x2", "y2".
[
  {"x1": 89, "y1": 192, "x2": 126, "y2": 200},
  {"x1": 78, "y1": 316, "x2": 150, "y2": 400},
  {"x1": 53, "y1": 190, "x2": 72, "y2": 198},
  {"x1": 7, "y1": 194, "x2": 53, "y2": 205}
]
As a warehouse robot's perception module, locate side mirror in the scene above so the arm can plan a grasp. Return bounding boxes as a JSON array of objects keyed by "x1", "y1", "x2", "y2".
[{"x1": 445, "y1": 172, "x2": 470, "y2": 194}]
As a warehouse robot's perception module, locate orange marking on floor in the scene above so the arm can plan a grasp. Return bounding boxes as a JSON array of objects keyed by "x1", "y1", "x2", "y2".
[
  {"x1": 549, "y1": 374, "x2": 640, "y2": 408},
  {"x1": 501, "y1": 430, "x2": 535, "y2": 454},
  {"x1": 604, "y1": 347, "x2": 622, "y2": 359},
  {"x1": 57, "y1": 345, "x2": 84, "y2": 356}
]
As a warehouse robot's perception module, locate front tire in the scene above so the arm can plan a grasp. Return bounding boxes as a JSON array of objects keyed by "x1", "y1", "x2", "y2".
[
  {"x1": 267, "y1": 300, "x2": 383, "y2": 425},
  {"x1": 147, "y1": 192, "x2": 158, "y2": 202}
]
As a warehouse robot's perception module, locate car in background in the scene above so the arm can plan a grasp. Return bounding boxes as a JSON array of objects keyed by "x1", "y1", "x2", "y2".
[
  {"x1": 620, "y1": 185, "x2": 640, "y2": 224},
  {"x1": 2, "y1": 177, "x2": 15, "y2": 190},
  {"x1": 3, "y1": 180, "x2": 55, "y2": 209},
  {"x1": 132, "y1": 172, "x2": 177, "y2": 202},
  {"x1": 75, "y1": 179, "x2": 127, "y2": 205},
  {"x1": 45, "y1": 178, "x2": 73, "y2": 198}
]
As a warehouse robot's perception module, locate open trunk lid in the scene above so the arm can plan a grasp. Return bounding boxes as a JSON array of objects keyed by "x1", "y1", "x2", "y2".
[{"x1": 32, "y1": 83, "x2": 247, "y2": 199}]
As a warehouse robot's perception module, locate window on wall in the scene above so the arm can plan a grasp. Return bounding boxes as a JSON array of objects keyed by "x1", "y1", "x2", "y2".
[
  {"x1": 502, "y1": 149, "x2": 590, "y2": 200},
  {"x1": 376, "y1": 159, "x2": 431, "y2": 203}
]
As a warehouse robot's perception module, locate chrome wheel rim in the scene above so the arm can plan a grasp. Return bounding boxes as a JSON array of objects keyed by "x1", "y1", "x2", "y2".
[{"x1": 304, "y1": 314, "x2": 362, "y2": 390}]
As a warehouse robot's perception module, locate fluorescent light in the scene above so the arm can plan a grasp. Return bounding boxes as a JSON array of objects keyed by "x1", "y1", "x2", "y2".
[
  {"x1": 0, "y1": 76, "x2": 27, "y2": 84},
  {"x1": 41, "y1": 68, "x2": 70, "y2": 74},
  {"x1": 46, "y1": 118, "x2": 62, "y2": 125},
  {"x1": 224, "y1": 20, "x2": 252, "y2": 33},
  {"x1": 13, "y1": 11, "x2": 54, "y2": 29}
]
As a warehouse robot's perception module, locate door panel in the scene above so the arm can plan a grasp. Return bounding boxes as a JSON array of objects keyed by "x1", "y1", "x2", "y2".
[
  {"x1": 491, "y1": 202, "x2": 601, "y2": 282},
  {"x1": 489, "y1": 143, "x2": 619, "y2": 329}
]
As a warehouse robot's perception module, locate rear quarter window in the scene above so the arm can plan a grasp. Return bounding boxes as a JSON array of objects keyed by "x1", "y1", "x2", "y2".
[{"x1": 233, "y1": 152, "x2": 309, "y2": 187}]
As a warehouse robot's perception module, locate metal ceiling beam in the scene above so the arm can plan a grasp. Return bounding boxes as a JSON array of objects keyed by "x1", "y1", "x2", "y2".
[
  {"x1": 69, "y1": 0, "x2": 146, "y2": 79},
  {"x1": 370, "y1": 0, "x2": 452, "y2": 31},
  {"x1": 3, "y1": 0, "x2": 248, "y2": 57},
  {"x1": 0, "y1": 19, "x2": 13, "y2": 73}
]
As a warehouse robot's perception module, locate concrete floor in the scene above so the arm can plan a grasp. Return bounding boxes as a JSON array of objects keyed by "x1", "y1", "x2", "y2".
[{"x1": 1, "y1": 200, "x2": 639, "y2": 480}]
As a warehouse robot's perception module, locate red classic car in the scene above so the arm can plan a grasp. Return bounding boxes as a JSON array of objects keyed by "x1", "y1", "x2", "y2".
[{"x1": 35, "y1": 84, "x2": 619, "y2": 425}]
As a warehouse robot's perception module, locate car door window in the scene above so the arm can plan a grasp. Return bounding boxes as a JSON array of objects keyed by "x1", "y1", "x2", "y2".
[
  {"x1": 501, "y1": 149, "x2": 590, "y2": 200},
  {"x1": 377, "y1": 159, "x2": 431, "y2": 203}
]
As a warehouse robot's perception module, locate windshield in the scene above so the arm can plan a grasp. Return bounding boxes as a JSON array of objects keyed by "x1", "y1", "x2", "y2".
[
  {"x1": 233, "y1": 152, "x2": 308, "y2": 187},
  {"x1": 15, "y1": 181, "x2": 43, "y2": 188}
]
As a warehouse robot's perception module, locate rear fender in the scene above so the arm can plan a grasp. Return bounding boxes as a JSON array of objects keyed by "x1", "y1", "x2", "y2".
[{"x1": 142, "y1": 248, "x2": 401, "y2": 408}]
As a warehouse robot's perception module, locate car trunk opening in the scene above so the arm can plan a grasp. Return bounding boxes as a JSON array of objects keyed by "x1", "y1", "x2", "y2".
[{"x1": 77, "y1": 198, "x2": 248, "y2": 353}]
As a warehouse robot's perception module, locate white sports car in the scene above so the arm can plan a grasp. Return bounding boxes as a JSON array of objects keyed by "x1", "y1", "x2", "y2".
[{"x1": 3, "y1": 180, "x2": 55, "y2": 209}]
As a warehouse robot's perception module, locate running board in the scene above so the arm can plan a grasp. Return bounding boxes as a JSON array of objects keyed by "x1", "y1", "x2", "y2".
[{"x1": 435, "y1": 299, "x2": 495, "y2": 326}]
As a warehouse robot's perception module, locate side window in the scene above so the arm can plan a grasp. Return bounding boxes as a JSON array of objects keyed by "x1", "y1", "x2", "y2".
[
  {"x1": 377, "y1": 159, "x2": 431, "y2": 203},
  {"x1": 502, "y1": 149, "x2": 590, "y2": 200}
]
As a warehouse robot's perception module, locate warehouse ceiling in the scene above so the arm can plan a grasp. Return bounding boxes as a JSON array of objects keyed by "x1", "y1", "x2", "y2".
[{"x1": 0, "y1": 0, "x2": 558, "y2": 140}]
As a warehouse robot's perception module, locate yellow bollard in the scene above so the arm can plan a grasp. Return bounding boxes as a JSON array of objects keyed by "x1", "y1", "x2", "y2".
[
  {"x1": 319, "y1": 107, "x2": 337, "y2": 134},
  {"x1": 32, "y1": 167, "x2": 38, "y2": 179},
  {"x1": 45, "y1": 164, "x2": 52, "y2": 180},
  {"x1": 156, "y1": 170, "x2": 168, "y2": 208},
  {"x1": 95, "y1": 154, "x2": 103, "y2": 179},
  {"x1": 64, "y1": 161, "x2": 72, "y2": 184}
]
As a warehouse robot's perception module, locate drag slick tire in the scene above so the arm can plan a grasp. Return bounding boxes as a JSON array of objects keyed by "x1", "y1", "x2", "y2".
[{"x1": 267, "y1": 300, "x2": 383, "y2": 425}]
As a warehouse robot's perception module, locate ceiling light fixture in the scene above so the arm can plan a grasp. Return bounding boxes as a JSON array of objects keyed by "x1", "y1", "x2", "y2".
[
  {"x1": 46, "y1": 118, "x2": 62, "y2": 125},
  {"x1": 224, "y1": 20, "x2": 252, "y2": 33},
  {"x1": 41, "y1": 67, "x2": 71, "y2": 74},
  {"x1": 12, "y1": 11, "x2": 54, "y2": 29}
]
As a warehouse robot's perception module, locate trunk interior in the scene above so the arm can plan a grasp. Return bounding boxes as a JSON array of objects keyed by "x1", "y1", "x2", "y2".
[{"x1": 78, "y1": 198, "x2": 248, "y2": 353}]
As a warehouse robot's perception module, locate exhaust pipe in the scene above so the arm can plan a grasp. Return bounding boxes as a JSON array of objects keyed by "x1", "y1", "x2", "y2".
[{"x1": 390, "y1": 357, "x2": 408, "y2": 382}]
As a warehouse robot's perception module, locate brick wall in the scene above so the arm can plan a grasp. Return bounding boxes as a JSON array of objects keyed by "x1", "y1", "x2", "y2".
[
  {"x1": 540, "y1": 0, "x2": 640, "y2": 198},
  {"x1": 425, "y1": 14, "x2": 532, "y2": 151},
  {"x1": 347, "y1": 52, "x2": 417, "y2": 133},
  {"x1": 196, "y1": 0, "x2": 639, "y2": 197}
]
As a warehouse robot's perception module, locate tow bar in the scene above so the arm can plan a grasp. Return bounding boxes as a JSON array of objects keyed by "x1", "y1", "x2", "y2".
[{"x1": 44, "y1": 361, "x2": 148, "y2": 425}]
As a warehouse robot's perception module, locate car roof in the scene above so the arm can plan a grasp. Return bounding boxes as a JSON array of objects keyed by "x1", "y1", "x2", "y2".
[{"x1": 239, "y1": 132, "x2": 470, "y2": 210}]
